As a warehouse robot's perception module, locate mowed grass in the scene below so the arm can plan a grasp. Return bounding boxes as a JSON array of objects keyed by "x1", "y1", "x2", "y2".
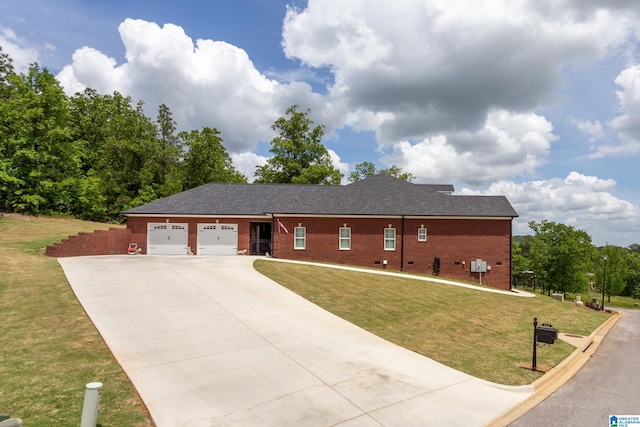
[
  {"x1": 0, "y1": 214, "x2": 152, "y2": 426},
  {"x1": 254, "y1": 260, "x2": 611, "y2": 386}
]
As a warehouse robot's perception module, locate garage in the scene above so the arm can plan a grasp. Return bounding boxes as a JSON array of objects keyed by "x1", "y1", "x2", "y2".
[
  {"x1": 197, "y1": 223, "x2": 238, "y2": 255},
  {"x1": 147, "y1": 223, "x2": 189, "y2": 255}
]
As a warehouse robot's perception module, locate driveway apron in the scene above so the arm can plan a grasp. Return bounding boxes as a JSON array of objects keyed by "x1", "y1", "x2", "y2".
[{"x1": 59, "y1": 255, "x2": 533, "y2": 427}]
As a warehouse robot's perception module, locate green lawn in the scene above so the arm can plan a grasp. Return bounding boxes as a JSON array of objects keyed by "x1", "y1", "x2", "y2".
[
  {"x1": 0, "y1": 214, "x2": 152, "y2": 427},
  {"x1": 0, "y1": 213, "x2": 615, "y2": 425},
  {"x1": 254, "y1": 259, "x2": 612, "y2": 386}
]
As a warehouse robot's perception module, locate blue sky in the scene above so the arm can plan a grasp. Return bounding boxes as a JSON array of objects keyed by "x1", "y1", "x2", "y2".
[{"x1": 2, "y1": 0, "x2": 640, "y2": 246}]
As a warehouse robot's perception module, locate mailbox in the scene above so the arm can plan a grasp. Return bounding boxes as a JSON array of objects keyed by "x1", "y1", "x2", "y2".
[{"x1": 536, "y1": 325, "x2": 558, "y2": 344}]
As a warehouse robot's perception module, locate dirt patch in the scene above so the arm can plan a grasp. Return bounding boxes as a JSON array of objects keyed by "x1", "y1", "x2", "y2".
[{"x1": 516, "y1": 362, "x2": 552, "y2": 372}]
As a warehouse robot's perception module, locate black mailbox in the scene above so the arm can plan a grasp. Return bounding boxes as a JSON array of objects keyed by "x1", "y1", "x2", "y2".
[{"x1": 536, "y1": 325, "x2": 558, "y2": 344}]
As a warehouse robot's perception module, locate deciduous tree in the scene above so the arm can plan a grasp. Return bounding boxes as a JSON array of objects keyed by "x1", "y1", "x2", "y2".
[
  {"x1": 156, "y1": 103, "x2": 181, "y2": 190},
  {"x1": 69, "y1": 90, "x2": 163, "y2": 216},
  {"x1": 347, "y1": 161, "x2": 377, "y2": 182},
  {"x1": 0, "y1": 45, "x2": 14, "y2": 99},
  {"x1": 254, "y1": 105, "x2": 342, "y2": 185},
  {"x1": 625, "y1": 252, "x2": 640, "y2": 299},
  {"x1": 528, "y1": 220, "x2": 595, "y2": 296},
  {"x1": 0, "y1": 49, "x2": 249, "y2": 220},
  {"x1": 0, "y1": 64, "x2": 103, "y2": 217},
  {"x1": 595, "y1": 245, "x2": 629, "y2": 302},
  {"x1": 180, "y1": 127, "x2": 246, "y2": 188},
  {"x1": 348, "y1": 161, "x2": 415, "y2": 182},
  {"x1": 511, "y1": 239, "x2": 530, "y2": 287}
]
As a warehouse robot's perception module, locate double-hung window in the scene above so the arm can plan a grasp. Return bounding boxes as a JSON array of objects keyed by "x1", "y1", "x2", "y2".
[
  {"x1": 294, "y1": 226, "x2": 306, "y2": 250},
  {"x1": 384, "y1": 227, "x2": 396, "y2": 251},
  {"x1": 339, "y1": 227, "x2": 351, "y2": 250},
  {"x1": 418, "y1": 227, "x2": 427, "y2": 242}
]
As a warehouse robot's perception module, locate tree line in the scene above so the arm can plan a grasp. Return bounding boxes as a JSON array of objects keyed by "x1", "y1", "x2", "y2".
[
  {"x1": 0, "y1": 47, "x2": 412, "y2": 222},
  {"x1": 0, "y1": 47, "x2": 246, "y2": 221},
  {"x1": 513, "y1": 220, "x2": 640, "y2": 301},
  {"x1": 2, "y1": 50, "x2": 637, "y2": 297}
]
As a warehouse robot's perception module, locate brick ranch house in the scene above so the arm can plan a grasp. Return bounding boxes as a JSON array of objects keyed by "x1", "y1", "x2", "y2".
[{"x1": 111, "y1": 174, "x2": 517, "y2": 290}]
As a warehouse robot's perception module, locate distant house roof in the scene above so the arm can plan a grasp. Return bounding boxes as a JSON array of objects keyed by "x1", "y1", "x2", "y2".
[{"x1": 123, "y1": 174, "x2": 518, "y2": 218}]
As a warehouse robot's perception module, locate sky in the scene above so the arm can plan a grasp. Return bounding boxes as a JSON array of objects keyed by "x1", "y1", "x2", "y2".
[{"x1": 2, "y1": 0, "x2": 640, "y2": 247}]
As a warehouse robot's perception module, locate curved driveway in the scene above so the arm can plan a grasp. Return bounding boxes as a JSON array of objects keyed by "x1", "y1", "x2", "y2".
[{"x1": 59, "y1": 255, "x2": 533, "y2": 427}]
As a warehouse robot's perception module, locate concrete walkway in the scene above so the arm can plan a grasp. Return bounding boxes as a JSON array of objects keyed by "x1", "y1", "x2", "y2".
[
  {"x1": 263, "y1": 257, "x2": 536, "y2": 297},
  {"x1": 59, "y1": 255, "x2": 534, "y2": 427}
]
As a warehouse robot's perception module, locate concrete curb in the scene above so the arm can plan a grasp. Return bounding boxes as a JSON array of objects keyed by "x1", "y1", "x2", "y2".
[{"x1": 487, "y1": 310, "x2": 624, "y2": 426}]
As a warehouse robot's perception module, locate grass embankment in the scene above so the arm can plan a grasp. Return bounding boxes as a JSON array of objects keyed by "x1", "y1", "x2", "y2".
[
  {"x1": 0, "y1": 214, "x2": 152, "y2": 426},
  {"x1": 254, "y1": 260, "x2": 611, "y2": 386}
]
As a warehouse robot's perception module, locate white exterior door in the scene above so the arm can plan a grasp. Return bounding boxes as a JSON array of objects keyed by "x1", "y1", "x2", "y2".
[
  {"x1": 197, "y1": 224, "x2": 238, "y2": 255},
  {"x1": 147, "y1": 223, "x2": 189, "y2": 255}
]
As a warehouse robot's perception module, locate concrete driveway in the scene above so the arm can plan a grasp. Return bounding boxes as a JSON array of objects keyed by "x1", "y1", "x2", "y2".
[{"x1": 59, "y1": 255, "x2": 533, "y2": 427}]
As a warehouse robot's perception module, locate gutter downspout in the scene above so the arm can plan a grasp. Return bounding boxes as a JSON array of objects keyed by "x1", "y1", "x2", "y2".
[
  {"x1": 400, "y1": 215, "x2": 405, "y2": 271},
  {"x1": 509, "y1": 217, "x2": 513, "y2": 290},
  {"x1": 270, "y1": 214, "x2": 275, "y2": 258}
]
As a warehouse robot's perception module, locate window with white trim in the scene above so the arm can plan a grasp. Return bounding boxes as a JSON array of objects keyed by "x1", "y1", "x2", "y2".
[
  {"x1": 418, "y1": 227, "x2": 427, "y2": 242},
  {"x1": 384, "y1": 227, "x2": 396, "y2": 251},
  {"x1": 339, "y1": 227, "x2": 351, "y2": 250},
  {"x1": 294, "y1": 227, "x2": 306, "y2": 250}
]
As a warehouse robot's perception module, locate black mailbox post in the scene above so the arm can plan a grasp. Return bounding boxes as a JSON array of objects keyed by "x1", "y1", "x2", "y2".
[{"x1": 532, "y1": 317, "x2": 559, "y2": 371}]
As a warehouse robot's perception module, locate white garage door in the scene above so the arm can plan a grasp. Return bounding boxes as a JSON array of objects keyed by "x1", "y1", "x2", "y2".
[
  {"x1": 197, "y1": 224, "x2": 238, "y2": 255},
  {"x1": 147, "y1": 223, "x2": 189, "y2": 255}
]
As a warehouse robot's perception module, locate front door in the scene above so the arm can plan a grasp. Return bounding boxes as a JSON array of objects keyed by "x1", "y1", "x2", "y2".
[{"x1": 250, "y1": 222, "x2": 272, "y2": 255}]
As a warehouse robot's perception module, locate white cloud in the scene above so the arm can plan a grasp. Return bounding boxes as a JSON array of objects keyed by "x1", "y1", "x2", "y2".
[
  {"x1": 0, "y1": 27, "x2": 38, "y2": 72},
  {"x1": 381, "y1": 110, "x2": 556, "y2": 185},
  {"x1": 56, "y1": 47, "x2": 124, "y2": 95},
  {"x1": 56, "y1": 19, "x2": 318, "y2": 153},
  {"x1": 603, "y1": 64, "x2": 640, "y2": 157},
  {"x1": 283, "y1": 0, "x2": 636, "y2": 145},
  {"x1": 462, "y1": 172, "x2": 640, "y2": 246},
  {"x1": 47, "y1": 3, "x2": 640, "y2": 187},
  {"x1": 327, "y1": 149, "x2": 350, "y2": 181},
  {"x1": 572, "y1": 119, "x2": 605, "y2": 143},
  {"x1": 230, "y1": 151, "x2": 268, "y2": 182},
  {"x1": 5, "y1": 2, "x2": 640, "y2": 246}
]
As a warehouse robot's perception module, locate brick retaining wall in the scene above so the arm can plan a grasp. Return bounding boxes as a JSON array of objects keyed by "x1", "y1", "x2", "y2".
[{"x1": 46, "y1": 228, "x2": 132, "y2": 257}]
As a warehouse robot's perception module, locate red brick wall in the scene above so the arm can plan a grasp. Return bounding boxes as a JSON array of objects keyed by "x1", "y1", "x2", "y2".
[
  {"x1": 46, "y1": 228, "x2": 132, "y2": 257},
  {"x1": 125, "y1": 215, "x2": 513, "y2": 290},
  {"x1": 273, "y1": 217, "x2": 513, "y2": 290}
]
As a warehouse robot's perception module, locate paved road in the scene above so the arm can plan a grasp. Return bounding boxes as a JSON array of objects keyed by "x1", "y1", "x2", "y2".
[{"x1": 509, "y1": 309, "x2": 640, "y2": 427}]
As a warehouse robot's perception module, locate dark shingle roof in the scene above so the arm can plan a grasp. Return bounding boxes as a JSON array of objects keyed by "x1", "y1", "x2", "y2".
[{"x1": 123, "y1": 174, "x2": 518, "y2": 218}]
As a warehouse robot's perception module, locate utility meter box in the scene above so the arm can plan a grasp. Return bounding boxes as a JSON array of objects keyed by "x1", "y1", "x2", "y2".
[{"x1": 471, "y1": 259, "x2": 487, "y2": 273}]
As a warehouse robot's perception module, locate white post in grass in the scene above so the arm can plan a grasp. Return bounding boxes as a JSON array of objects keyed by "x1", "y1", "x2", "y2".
[{"x1": 80, "y1": 382, "x2": 103, "y2": 427}]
